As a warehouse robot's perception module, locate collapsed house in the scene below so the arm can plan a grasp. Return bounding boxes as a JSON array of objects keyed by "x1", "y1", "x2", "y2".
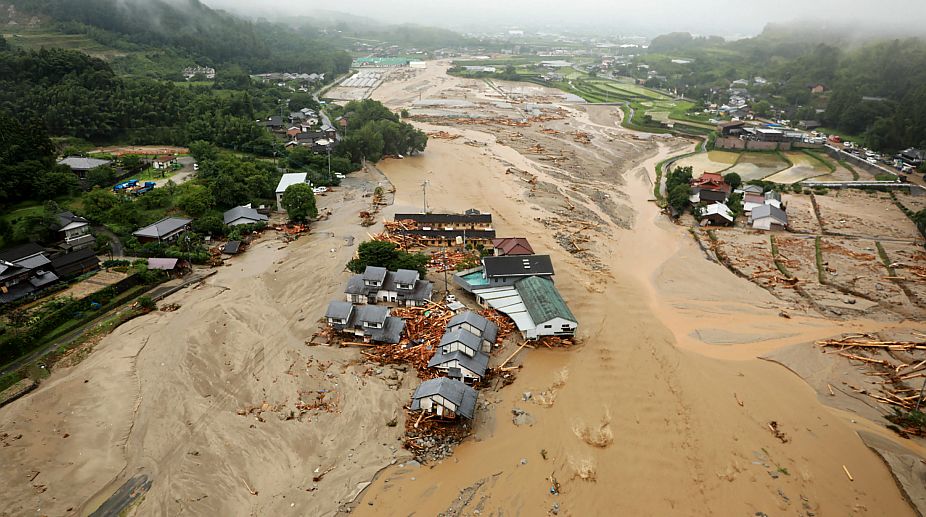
[{"x1": 324, "y1": 301, "x2": 405, "y2": 344}]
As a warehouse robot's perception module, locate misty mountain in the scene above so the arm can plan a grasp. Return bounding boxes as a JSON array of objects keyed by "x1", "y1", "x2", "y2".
[{"x1": 7, "y1": 0, "x2": 351, "y2": 74}]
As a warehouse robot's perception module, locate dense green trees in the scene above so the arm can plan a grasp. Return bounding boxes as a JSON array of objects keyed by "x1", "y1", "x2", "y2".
[
  {"x1": 0, "y1": 112, "x2": 79, "y2": 205},
  {"x1": 280, "y1": 183, "x2": 317, "y2": 222},
  {"x1": 0, "y1": 44, "x2": 281, "y2": 154},
  {"x1": 12, "y1": 0, "x2": 351, "y2": 77},
  {"x1": 665, "y1": 166, "x2": 694, "y2": 215},
  {"x1": 347, "y1": 241, "x2": 430, "y2": 277},
  {"x1": 334, "y1": 99, "x2": 428, "y2": 162},
  {"x1": 723, "y1": 172, "x2": 742, "y2": 190}
]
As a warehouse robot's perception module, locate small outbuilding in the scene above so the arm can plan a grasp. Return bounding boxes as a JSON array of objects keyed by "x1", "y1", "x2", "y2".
[
  {"x1": 700, "y1": 203, "x2": 734, "y2": 226},
  {"x1": 410, "y1": 377, "x2": 478, "y2": 420}
]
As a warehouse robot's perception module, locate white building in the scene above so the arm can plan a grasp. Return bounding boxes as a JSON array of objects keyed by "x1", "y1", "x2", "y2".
[{"x1": 274, "y1": 172, "x2": 309, "y2": 211}]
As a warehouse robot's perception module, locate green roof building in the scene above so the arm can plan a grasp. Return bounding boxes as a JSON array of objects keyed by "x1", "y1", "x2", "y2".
[{"x1": 514, "y1": 276, "x2": 577, "y2": 339}]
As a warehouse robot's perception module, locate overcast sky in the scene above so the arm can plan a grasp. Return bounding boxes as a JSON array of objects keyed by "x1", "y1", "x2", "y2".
[{"x1": 202, "y1": 0, "x2": 926, "y2": 37}]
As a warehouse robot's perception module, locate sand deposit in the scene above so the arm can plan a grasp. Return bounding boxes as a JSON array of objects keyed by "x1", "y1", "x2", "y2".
[{"x1": 2, "y1": 60, "x2": 925, "y2": 517}]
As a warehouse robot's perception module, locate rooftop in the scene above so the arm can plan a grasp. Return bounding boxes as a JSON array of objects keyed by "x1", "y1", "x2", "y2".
[
  {"x1": 394, "y1": 212, "x2": 492, "y2": 225},
  {"x1": 132, "y1": 217, "x2": 192, "y2": 239},
  {"x1": 515, "y1": 276, "x2": 577, "y2": 325},
  {"x1": 223, "y1": 206, "x2": 269, "y2": 225},
  {"x1": 275, "y1": 172, "x2": 308, "y2": 194},
  {"x1": 411, "y1": 378, "x2": 478, "y2": 419},
  {"x1": 440, "y1": 328, "x2": 483, "y2": 352},
  {"x1": 483, "y1": 255, "x2": 554, "y2": 278},
  {"x1": 492, "y1": 237, "x2": 534, "y2": 256},
  {"x1": 57, "y1": 156, "x2": 111, "y2": 171},
  {"x1": 447, "y1": 311, "x2": 498, "y2": 343}
]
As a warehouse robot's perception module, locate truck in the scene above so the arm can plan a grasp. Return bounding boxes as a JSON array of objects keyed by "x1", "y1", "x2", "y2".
[
  {"x1": 113, "y1": 179, "x2": 139, "y2": 192},
  {"x1": 132, "y1": 181, "x2": 157, "y2": 195}
]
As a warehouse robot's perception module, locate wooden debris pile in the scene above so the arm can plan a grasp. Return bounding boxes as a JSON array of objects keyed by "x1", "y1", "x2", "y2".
[
  {"x1": 817, "y1": 334, "x2": 926, "y2": 436},
  {"x1": 573, "y1": 131, "x2": 591, "y2": 144},
  {"x1": 540, "y1": 128, "x2": 561, "y2": 135},
  {"x1": 536, "y1": 336, "x2": 576, "y2": 348},
  {"x1": 359, "y1": 210, "x2": 376, "y2": 227},
  {"x1": 426, "y1": 131, "x2": 461, "y2": 140},
  {"x1": 429, "y1": 249, "x2": 479, "y2": 273},
  {"x1": 362, "y1": 303, "x2": 456, "y2": 377},
  {"x1": 404, "y1": 408, "x2": 471, "y2": 462},
  {"x1": 160, "y1": 303, "x2": 181, "y2": 312},
  {"x1": 527, "y1": 144, "x2": 546, "y2": 154},
  {"x1": 295, "y1": 390, "x2": 341, "y2": 413}
]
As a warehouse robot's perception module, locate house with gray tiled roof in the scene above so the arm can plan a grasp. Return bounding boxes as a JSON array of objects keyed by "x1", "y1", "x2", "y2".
[
  {"x1": 324, "y1": 300, "x2": 405, "y2": 344},
  {"x1": 411, "y1": 377, "x2": 478, "y2": 420},
  {"x1": 446, "y1": 311, "x2": 498, "y2": 352},
  {"x1": 132, "y1": 217, "x2": 193, "y2": 243},
  {"x1": 344, "y1": 266, "x2": 433, "y2": 307}
]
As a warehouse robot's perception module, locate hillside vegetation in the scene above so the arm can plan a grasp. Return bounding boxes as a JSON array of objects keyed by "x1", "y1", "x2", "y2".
[
  {"x1": 2, "y1": 0, "x2": 352, "y2": 78},
  {"x1": 639, "y1": 24, "x2": 926, "y2": 151}
]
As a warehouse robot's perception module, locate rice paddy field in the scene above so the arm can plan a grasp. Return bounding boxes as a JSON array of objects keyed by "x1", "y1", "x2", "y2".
[
  {"x1": 763, "y1": 152, "x2": 832, "y2": 184},
  {"x1": 722, "y1": 152, "x2": 790, "y2": 181},
  {"x1": 674, "y1": 151, "x2": 739, "y2": 175}
]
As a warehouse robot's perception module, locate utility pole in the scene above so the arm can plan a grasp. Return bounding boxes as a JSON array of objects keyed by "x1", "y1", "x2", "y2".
[
  {"x1": 915, "y1": 376, "x2": 926, "y2": 413},
  {"x1": 421, "y1": 180, "x2": 429, "y2": 214}
]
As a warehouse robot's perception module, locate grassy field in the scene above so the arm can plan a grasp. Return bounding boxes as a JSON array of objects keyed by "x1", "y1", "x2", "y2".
[{"x1": 1, "y1": 28, "x2": 127, "y2": 60}]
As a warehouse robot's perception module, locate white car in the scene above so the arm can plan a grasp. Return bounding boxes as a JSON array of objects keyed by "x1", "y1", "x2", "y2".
[
  {"x1": 334, "y1": 173, "x2": 346, "y2": 179},
  {"x1": 312, "y1": 186, "x2": 329, "y2": 194}
]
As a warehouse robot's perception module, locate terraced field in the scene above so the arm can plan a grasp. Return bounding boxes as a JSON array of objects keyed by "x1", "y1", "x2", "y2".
[
  {"x1": 722, "y1": 152, "x2": 790, "y2": 181},
  {"x1": 1, "y1": 28, "x2": 128, "y2": 59}
]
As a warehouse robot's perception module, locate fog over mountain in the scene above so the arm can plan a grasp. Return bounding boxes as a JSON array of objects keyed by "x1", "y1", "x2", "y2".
[{"x1": 202, "y1": 0, "x2": 926, "y2": 37}]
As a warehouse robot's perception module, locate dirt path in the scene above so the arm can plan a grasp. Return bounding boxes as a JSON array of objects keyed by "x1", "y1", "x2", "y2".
[{"x1": 344, "y1": 62, "x2": 923, "y2": 516}]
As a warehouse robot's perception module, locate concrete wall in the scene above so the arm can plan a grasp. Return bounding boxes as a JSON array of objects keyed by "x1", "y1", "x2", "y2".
[
  {"x1": 821, "y1": 145, "x2": 898, "y2": 178},
  {"x1": 715, "y1": 139, "x2": 826, "y2": 152}
]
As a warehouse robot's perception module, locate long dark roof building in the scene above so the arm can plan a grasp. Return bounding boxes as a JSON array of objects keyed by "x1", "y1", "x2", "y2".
[
  {"x1": 482, "y1": 254, "x2": 554, "y2": 279},
  {"x1": 394, "y1": 212, "x2": 492, "y2": 225}
]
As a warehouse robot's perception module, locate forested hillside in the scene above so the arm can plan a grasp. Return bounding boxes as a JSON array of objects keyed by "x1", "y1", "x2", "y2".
[
  {"x1": 4, "y1": 0, "x2": 352, "y2": 76},
  {"x1": 0, "y1": 35, "x2": 281, "y2": 152},
  {"x1": 641, "y1": 25, "x2": 926, "y2": 151}
]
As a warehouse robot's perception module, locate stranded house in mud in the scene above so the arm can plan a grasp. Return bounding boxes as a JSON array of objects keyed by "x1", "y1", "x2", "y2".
[
  {"x1": 392, "y1": 210, "x2": 496, "y2": 247},
  {"x1": 324, "y1": 301, "x2": 405, "y2": 344},
  {"x1": 453, "y1": 237, "x2": 578, "y2": 340},
  {"x1": 344, "y1": 266, "x2": 433, "y2": 307}
]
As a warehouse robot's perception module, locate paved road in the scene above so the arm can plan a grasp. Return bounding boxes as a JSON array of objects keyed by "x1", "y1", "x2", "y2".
[
  {"x1": 94, "y1": 226, "x2": 124, "y2": 257},
  {"x1": 153, "y1": 156, "x2": 196, "y2": 188}
]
